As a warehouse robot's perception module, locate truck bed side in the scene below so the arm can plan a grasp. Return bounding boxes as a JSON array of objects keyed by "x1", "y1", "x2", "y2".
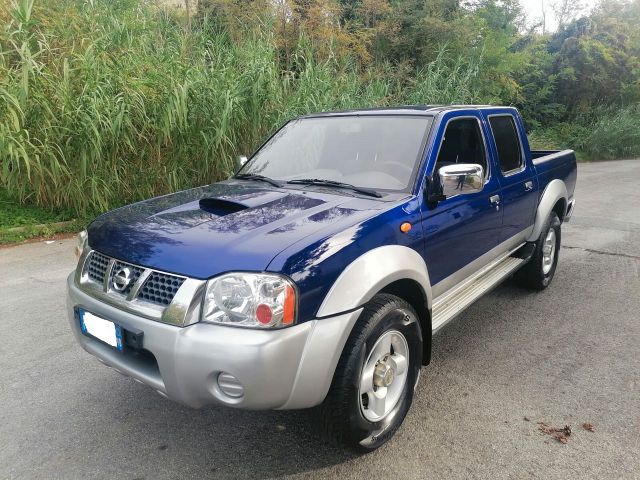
[{"x1": 532, "y1": 149, "x2": 578, "y2": 214}]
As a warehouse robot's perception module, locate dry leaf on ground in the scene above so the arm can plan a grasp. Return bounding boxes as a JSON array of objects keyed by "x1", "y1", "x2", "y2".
[
  {"x1": 582, "y1": 422, "x2": 595, "y2": 432},
  {"x1": 538, "y1": 422, "x2": 572, "y2": 444}
]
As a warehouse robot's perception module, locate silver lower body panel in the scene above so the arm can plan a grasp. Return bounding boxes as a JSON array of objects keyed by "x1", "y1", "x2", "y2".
[
  {"x1": 432, "y1": 253, "x2": 526, "y2": 333},
  {"x1": 66, "y1": 273, "x2": 360, "y2": 410},
  {"x1": 431, "y1": 230, "x2": 533, "y2": 333}
]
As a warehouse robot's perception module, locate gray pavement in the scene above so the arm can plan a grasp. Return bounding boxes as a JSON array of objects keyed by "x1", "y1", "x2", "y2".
[{"x1": 1, "y1": 160, "x2": 639, "y2": 479}]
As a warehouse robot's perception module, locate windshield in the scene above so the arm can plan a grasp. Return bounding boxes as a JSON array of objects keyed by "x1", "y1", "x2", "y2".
[{"x1": 240, "y1": 115, "x2": 433, "y2": 192}]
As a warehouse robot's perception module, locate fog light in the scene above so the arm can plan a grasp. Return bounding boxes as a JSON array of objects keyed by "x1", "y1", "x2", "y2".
[{"x1": 217, "y1": 372, "x2": 244, "y2": 398}]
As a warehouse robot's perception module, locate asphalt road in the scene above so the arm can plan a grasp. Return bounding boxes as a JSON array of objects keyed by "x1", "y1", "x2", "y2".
[{"x1": 1, "y1": 160, "x2": 639, "y2": 479}]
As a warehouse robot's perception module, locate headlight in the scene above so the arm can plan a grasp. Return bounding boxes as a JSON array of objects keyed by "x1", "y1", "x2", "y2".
[
  {"x1": 75, "y1": 230, "x2": 88, "y2": 259},
  {"x1": 202, "y1": 273, "x2": 296, "y2": 328}
]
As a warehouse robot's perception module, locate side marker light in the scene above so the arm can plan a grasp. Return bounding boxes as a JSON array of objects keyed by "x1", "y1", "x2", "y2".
[{"x1": 400, "y1": 222, "x2": 412, "y2": 233}]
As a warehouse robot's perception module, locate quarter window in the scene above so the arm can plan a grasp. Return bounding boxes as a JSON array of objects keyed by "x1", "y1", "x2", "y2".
[{"x1": 489, "y1": 115, "x2": 523, "y2": 173}]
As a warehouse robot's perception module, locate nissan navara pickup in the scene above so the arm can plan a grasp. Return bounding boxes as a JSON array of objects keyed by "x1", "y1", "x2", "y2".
[{"x1": 68, "y1": 105, "x2": 577, "y2": 452}]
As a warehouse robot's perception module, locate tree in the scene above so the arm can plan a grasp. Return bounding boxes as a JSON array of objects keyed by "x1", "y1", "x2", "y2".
[{"x1": 552, "y1": 0, "x2": 586, "y2": 30}]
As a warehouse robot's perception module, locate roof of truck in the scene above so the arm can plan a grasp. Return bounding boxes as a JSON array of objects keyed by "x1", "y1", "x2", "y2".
[{"x1": 300, "y1": 105, "x2": 503, "y2": 118}]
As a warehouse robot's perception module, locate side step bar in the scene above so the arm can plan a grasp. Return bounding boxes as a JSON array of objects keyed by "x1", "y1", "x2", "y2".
[{"x1": 432, "y1": 246, "x2": 528, "y2": 333}]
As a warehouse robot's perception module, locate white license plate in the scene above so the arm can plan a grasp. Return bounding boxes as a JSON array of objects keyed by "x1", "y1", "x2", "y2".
[{"x1": 79, "y1": 310, "x2": 123, "y2": 351}]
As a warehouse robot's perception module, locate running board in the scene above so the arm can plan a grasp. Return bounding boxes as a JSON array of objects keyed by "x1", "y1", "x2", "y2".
[{"x1": 432, "y1": 247, "x2": 527, "y2": 333}]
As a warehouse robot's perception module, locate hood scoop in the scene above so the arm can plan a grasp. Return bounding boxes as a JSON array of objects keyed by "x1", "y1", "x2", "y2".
[{"x1": 199, "y1": 197, "x2": 248, "y2": 216}]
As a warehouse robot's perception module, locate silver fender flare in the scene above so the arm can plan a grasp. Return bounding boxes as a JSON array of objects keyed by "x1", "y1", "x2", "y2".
[
  {"x1": 527, "y1": 179, "x2": 568, "y2": 242},
  {"x1": 281, "y1": 246, "x2": 431, "y2": 409},
  {"x1": 317, "y1": 245, "x2": 432, "y2": 317}
]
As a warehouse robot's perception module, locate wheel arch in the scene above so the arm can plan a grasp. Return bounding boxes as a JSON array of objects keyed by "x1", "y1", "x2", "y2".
[
  {"x1": 316, "y1": 245, "x2": 433, "y2": 365},
  {"x1": 527, "y1": 179, "x2": 568, "y2": 242},
  {"x1": 317, "y1": 245, "x2": 433, "y2": 317},
  {"x1": 552, "y1": 197, "x2": 567, "y2": 222}
]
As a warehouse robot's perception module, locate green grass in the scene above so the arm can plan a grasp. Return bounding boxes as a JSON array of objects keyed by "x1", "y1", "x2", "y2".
[
  {"x1": 0, "y1": 221, "x2": 82, "y2": 244},
  {"x1": 0, "y1": 188, "x2": 83, "y2": 243},
  {"x1": 0, "y1": 190, "x2": 72, "y2": 227}
]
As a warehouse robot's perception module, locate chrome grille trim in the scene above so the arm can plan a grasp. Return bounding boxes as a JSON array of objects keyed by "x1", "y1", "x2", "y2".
[
  {"x1": 127, "y1": 269, "x2": 152, "y2": 301},
  {"x1": 75, "y1": 249, "x2": 205, "y2": 327},
  {"x1": 103, "y1": 259, "x2": 116, "y2": 292}
]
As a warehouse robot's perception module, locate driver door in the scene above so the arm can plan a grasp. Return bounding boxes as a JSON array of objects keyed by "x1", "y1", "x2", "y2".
[{"x1": 419, "y1": 112, "x2": 503, "y2": 296}]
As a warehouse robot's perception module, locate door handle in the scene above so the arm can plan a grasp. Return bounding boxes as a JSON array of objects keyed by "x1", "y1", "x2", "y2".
[
  {"x1": 489, "y1": 194, "x2": 501, "y2": 211},
  {"x1": 524, "y1": 181, "x2": 534, "y2": 191}
]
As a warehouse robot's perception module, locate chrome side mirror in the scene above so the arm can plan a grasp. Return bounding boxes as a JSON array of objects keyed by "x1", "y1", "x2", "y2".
[{"x1": 438, "y1": 163, "x2": 484, "y2": 197}]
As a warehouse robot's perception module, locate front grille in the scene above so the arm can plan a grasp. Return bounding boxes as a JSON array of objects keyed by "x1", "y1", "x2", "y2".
[
  {"x1": 83, "y1": 251, "x2": 185, "y2": 307},
  {"x1": 138, "y1": 272, "x2": 185, "y2": 306},
  {"x1": 87, "y1": 251, "x2": 110, "y2": 283}
]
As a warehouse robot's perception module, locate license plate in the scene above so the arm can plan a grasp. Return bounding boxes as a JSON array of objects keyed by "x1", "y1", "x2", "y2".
[{"x1": 79, "y1": 309, "x2": 123, "y2": 351}]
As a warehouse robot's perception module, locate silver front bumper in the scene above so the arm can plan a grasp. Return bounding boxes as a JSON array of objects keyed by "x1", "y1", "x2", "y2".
[{"x1": 67, "y1": 273, "x2": 360, "y2": 409}]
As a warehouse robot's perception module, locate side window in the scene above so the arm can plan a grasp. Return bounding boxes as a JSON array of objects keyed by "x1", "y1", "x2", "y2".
[
  {"x1": 489, "y1": 115, "x2": 523, "y2": 173},
  {"x1": 435, "y1": 118, "x2": 487, "y2": 175}
]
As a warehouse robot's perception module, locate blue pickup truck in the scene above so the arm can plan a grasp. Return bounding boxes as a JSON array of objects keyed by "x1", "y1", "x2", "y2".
[{"x1": 68, "y1": 105, "x2": 577, "y2": 451}]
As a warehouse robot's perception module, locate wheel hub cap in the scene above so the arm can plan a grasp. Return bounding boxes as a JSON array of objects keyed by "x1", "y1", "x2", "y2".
[
  {"x1": 374, "y1": 358, "x2": 396, "y2": 387},
  {"x1": 359, "y1": 330, "x2": 409, "y2": 422}
]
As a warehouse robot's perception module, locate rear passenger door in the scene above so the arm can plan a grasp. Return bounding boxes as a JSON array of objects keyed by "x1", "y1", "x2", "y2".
[{"x1": 485, "y1": 112, "x2": 538, "y2": 245}]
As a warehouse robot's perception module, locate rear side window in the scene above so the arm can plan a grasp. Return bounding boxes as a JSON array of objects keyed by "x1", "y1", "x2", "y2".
[{"x1": 489, "y1": 115, "x2": 523, "y2": 173}]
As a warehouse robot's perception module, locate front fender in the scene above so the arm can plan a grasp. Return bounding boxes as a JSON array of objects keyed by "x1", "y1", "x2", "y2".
[
  {"x1": 527, "y1": 179, "x2": 568, "y2": 242},
  {"x1": 317, "y1": 245, "x2": 432, "y2": 318}
]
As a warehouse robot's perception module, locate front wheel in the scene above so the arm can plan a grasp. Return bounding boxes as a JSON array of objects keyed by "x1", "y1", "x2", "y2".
[
  {"x1": 320, "y1": 293, "x2": 422, "y2": 452},
  {"x1": 516, "y1": 211, "x2": 561, "y2": 290}
]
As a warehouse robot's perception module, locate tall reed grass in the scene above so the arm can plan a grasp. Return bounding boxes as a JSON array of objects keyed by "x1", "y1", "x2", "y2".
[
  {"x1": 579, "y1": 105, "x2": 640, "y2": 160},
  {"x1": 0, "y1": 0, "x2": 479, "y2": 215}
]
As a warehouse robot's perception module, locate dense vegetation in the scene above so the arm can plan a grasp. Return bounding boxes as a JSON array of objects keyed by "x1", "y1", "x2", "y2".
[{"x1": 0, "y1": 0, "x2": 639, "y2": 217}]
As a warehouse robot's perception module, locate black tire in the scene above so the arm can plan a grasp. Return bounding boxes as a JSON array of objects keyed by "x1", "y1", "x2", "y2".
[
  {"x1": 320, "y1": 293, "x2": 422, "y2": 453},
  {"x1": 515, "y1": 211, "x2": 561, "y2": 290}
]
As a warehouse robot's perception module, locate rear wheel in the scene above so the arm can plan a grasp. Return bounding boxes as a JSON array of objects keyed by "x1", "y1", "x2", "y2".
[
  {"x1": 320, "y1": 293, "x2": 422, "y2": 452},
  {"x1": 516, "y1": 211, "x2": 561, "y2": 290}
]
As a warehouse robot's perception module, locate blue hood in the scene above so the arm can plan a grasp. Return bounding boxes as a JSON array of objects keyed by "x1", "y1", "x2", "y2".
[{"x1": 87, "y1": 180, "x2": 388, "y2": 279}]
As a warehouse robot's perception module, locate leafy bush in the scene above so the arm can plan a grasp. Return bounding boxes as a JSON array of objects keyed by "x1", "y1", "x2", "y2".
[
  {"x1": 529, "y1": 107, "x2": 640, "y2": 161},
  {"x1": 527, "y1": 123, "x2": 590, "y2": 153}
]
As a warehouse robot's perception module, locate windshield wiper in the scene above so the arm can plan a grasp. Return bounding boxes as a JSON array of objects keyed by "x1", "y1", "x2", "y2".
[
  {"x1": 287, "y1": 178, "x2": 382, "y2": 198},
  {"x1": 234, "y1": 173, "x2": 283, "y2": 188}
]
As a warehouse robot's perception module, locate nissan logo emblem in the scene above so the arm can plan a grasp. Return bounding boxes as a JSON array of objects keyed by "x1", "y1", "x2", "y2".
[{"x1": 112, "y1": 266, "x2": 133, "y2": 292}]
